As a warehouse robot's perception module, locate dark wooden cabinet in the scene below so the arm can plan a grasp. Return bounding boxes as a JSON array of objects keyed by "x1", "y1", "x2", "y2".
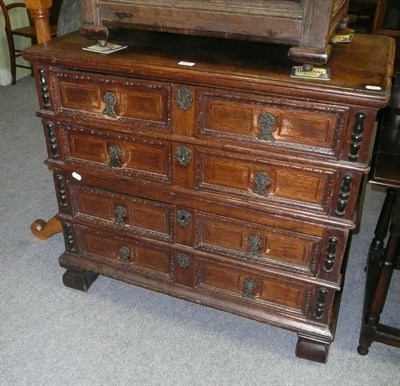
[
  {"x1": 79, "y1": 0, "x2": 350, "y2": 65},
  {"x1": 23, "y1": 31, "x2": 394, "y2": 363}
]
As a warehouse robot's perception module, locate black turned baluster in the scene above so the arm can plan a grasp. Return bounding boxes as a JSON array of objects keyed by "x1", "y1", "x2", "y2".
[
  {"x1": 56, "y1": 175, "x2": 67, "y2": 208},
  {"x1": 314, "y1": 288, "x2": 328, "y2": 320},
  {"x1": 348, "y1": 112, "x2": 366, "y2": 161},
  {"x1": 38, "y1": 68, "x2": 50, "y2": 109},
  {"x1": 63, "y1": 223, "x2": 75, "y2": 253},
  {"x1": 324, "y1": 237, "x2": 338, "y2": 273},
  {"x1": 46, "y1": 122, "x2": 58, "y2": 159},
  {"x1": 335, "y1": 174, "x2": 353, "y2": 216}
]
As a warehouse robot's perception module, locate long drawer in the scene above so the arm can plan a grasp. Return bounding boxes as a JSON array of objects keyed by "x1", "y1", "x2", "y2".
[
  {"x1": 53, "y1": 123, "x2": 363, "y2": 220},
  {"x1": 49, "y1": 69, "x2": 375, "y2": 164},
  {"x1": 63, "y1": 222, "x2": 337, "y2": 328},
  {"x1": 58, "y1": 181, "x2": 348, "y2": 282}
]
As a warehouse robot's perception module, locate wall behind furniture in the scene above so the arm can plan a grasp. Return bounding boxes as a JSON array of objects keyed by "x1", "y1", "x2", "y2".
[{"x1": 0, "y1": 0, "x2": 31, "y2": 86}]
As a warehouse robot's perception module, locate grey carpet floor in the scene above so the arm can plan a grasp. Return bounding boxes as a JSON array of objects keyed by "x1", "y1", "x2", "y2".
[{"x1": 1, "y1": 76, "x2": 399, "y2": 386}]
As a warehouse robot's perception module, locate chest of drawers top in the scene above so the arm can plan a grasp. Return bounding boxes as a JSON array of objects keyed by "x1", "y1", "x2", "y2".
[{"x1": 24, "y1": 31, "x2": 394, "y2": 109}]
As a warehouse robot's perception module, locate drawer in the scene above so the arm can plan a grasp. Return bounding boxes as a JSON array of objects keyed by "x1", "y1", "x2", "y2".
[
  {"x1": 193, "y1": 211, "x2": 348, "y2": 279},
  {"x1": 73, "y1": 224, "x2": 173, "y2": 279},
  {"x1": 196, "y1": 259, "x2": 335, "y2": 323},
  {"x1": 196, "y1": 148, "x2": 335, "y2": 214},
  {"x1": 196, "y1": 89, "x2": 349, "y2": 160},
  {"x1": 58, "y1": 123, "x2": 173, "y2": 183},
  {"x1": 55, "y1": 124, "x2": 362, "y2": 220},
  {"x1": 51, "y1": 69, "x2": 171, "y2": 132},
  {"x1": 59, "y1": 172, "x2": 347, "y2": 281},
  {"x1": 70, "y1": 184, "x2": 174, "y2": 242}
]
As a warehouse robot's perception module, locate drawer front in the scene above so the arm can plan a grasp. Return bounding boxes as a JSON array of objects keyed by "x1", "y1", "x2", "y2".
[
  {"x1": 58, "y1": 171, "x2": 348, "y2": 281},
  {"x1": 59, "y1": 124, "x2": 172, "y2": 183},
  {"x1": 196, "y1": 149, "x2": 335, "y2": 214},
  {"x1": 193, "y1": 211, "x2": 348, "y2": 279},
  {"x1": 197, "y1": 89, "x2": 348, "y2": 160},
  {"x1": 52, "y1": 69, "x2": 171, "y2": 132},
  {"x1": 71, "y1": 184, "x2": 174, "y2": 242},
  {"x1": 196, "y1": 259, "x2": 334, "y2": 322},
  {"x1": 74, "y1": 225, "x2": 173, "y2": 279}
]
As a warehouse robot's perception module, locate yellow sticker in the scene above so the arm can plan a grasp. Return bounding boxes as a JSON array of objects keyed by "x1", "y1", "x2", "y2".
[{"x1": 290, "y1": 66, "x2": 331, "y2": 81}]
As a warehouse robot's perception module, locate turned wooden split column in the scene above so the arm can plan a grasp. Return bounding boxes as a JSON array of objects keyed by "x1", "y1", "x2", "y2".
[{"x1": 25, "y1": 0, "x2": 52, "y2": 43}]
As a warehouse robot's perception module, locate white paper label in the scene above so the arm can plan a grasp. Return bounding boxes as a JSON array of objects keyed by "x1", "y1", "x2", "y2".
[
  {"x1": 72, "y1": 172, "x2": 82, "y2": 181},
  {"x1": 178, "y1": 61, "x2": 195, "y2": 67}
]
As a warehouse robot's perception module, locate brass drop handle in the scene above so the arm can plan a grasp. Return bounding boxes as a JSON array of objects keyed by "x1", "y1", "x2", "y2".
[
  {"x1": 175, "y1": 146, "x2": 192, "y2": 167},
  {"x1": 108, "y1": 145, "x2": 123, "y2": 168},
  {"x1": 115, "y1": 205, "x2": 127, "y2": 229},
  {"x1": 102, "y1": 91, "x2": 118, "y2": 118},
  {"x1": 247, "y1": 235, "x2": 262, "y2": 257},
  {"x1": 119, "y1": 246, "x2": 131, "y2": 265},
  {"x1": 258, "y1": 113, "x2": 276, "y2": 142},
  {"x1": 253, "y1": 171, "x2": 271, "y2": 196},
  {"x1": 242, "y1": 278, "x2": 258, "y2": 299}
]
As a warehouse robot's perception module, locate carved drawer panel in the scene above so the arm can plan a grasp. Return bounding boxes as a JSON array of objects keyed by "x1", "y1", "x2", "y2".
[
  {"x1": 197, "y1": 89, "x2": 348, "y2": 159},
  {"x1": 52, "y1": 70, "x2": 171, "y2": 132},
  {"x1": 193, "y1": 212, "x2": 348, "y2": 279},
  {"x1": 74, "y1": 225, "x2": 173, "y2": 279},
  {"x1": 59, "y1": 124, "x2": 172, "y2": 183},
  {"x1": 196, "y1": 259, "x2": 334, "y2": 322},
  {"x1": 196, "y1": 148, "x2": 335, "y2": 214},
  {"x1": 71, "y1": 184, "x2": 174, "y2": 242}
]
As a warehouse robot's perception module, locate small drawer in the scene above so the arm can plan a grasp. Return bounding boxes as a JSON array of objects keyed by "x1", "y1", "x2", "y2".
[
  {"x1": 58, "y1": 123, "x2": 173, "y2": 183},
  {"x1": 71, "y1": 184, "x2": 174, "y2": 242},
  {"x1": 196, "y1": 148, "x2": 335, "y2": 214},
  {"x1": 51, "y1": 69, "x2": 171, "y2": 132},
  {"x1": 197, "y1": 89, "x2": 349, "y2": 160},
  {"x1": 196, "y1": 259, "x2": 334, "y2": 322},
  {"x1": 193, "y1": 212, "x2": 348, "y2": 278},
  {"x1": 74, "y1": 225, "x2": 173, "y2": 279}
]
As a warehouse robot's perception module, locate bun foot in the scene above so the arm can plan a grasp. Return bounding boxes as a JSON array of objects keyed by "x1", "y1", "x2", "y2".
[
  {"x1": 31, "y1": 216, "x2": 62, "y2": 240},
  {"x1": 295, "y1": 336, "x2": 330, "y2": 363},
  {"x1": 62, "y1": 268, "x2": 99, "y2": 292}
]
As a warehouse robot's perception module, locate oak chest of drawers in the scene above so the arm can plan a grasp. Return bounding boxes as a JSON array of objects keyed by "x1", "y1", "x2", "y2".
[{"x1": 23, "y1": 31, "x2": 395, "y2": 363}]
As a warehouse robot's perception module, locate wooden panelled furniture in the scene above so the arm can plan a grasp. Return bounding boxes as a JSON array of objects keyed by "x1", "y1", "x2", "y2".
[
  {"x1": 357, "y1": 66, "x2": 400, "y2": 355},
  {"x1": 23, "y1": 29, "x2": 394, "y2": 363},
  {"x1": 79, "y1": 0, "x2": 350, "y2": 66}
]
